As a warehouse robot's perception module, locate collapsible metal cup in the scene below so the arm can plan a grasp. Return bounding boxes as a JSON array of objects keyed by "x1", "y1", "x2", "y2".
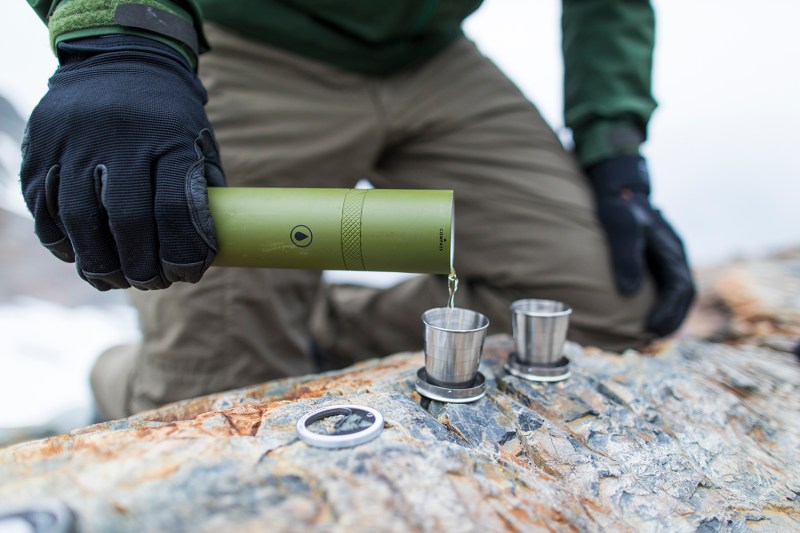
[
  {"x1": 510, "y1": 299, "x2": 571, "y2": 366},
  {"x1": 421, "y1": 307, "x2": 489, "y2": 388}
]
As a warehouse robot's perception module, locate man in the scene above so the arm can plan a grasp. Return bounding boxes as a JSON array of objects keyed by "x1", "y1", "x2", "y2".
[{"x1": 22, "y1": 0, "x2": 694, "y2": 418}]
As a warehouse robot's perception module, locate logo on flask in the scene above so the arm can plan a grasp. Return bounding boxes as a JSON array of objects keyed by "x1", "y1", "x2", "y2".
[{"x1": 291, "y1": 225, "x2": 313, "y2": 248}]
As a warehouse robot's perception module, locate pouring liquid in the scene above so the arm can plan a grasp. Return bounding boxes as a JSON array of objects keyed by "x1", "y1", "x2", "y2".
[
  {"x1": 446, "y1": 268, "x2": 459, "y2": 328},
  {"x1": 447, "y1": 269, "x2": 459, "y2": 310}
]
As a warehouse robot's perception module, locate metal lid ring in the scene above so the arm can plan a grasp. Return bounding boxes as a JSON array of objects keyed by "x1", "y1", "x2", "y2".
[{"x1": 296, "y1": 404, "x2": 384, "y2": 449}]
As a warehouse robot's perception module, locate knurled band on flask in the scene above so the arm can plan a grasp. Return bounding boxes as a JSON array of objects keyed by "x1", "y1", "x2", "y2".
[{"x1": 341, "y1": 189, "x2": 366, "y2": 270}]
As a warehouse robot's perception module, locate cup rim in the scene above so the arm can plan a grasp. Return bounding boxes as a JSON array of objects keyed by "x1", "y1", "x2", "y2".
[
  {"x1": 509, "y1": 299, "x2": 572, "y2": 317},
  {"x1": 421, "y1": 307, "x2": 490, "y2": 333}
]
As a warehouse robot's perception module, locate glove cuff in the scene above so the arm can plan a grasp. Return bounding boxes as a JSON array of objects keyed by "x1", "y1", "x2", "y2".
[
  {"x1": 574, "y1": 120, "x2": 644, "y2": 167},
  {"x1": 48, "y1": 0, "x2": 201, "y2": 68},
  {"x1": 585, "y1": 154, "x2": 651, "y2": 197}
]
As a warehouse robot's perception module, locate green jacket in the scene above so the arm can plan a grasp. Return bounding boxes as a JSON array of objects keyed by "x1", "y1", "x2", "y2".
[{"x1": 28, "y1": 0, "x2": 657, "y2": 165}]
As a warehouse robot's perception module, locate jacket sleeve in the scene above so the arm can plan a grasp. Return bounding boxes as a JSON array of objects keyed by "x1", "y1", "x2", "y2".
[
  {"x1": 562, "y1": 0, "x2": 657, "y2": 166},
  {"x1": 26, "y1": 0, "x2": 54, "y2": 21},
  {"x1": 26, "y1": 0, "x2": 209, "y2": 64}
]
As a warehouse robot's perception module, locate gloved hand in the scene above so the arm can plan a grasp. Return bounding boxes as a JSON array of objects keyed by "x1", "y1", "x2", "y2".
[
  {"x1": 21, "y1": 35, "x2": 225, "y2": 291},
  {"x1": 586, "y1": 154, "x2": 695, "y2": 336}
]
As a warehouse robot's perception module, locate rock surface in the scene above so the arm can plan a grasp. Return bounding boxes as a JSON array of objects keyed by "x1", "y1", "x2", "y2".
[{"x1": 1, "y1": 251, "x2": 799, "y2": 532}]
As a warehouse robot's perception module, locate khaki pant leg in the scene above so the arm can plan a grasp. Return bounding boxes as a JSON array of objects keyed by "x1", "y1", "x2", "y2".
[
  {"x1": 99, "y1": 24, "x2": 384, "y2": 416},
  {"x1": 312, "y1": 38, "x2": 657, "y2": 364}
]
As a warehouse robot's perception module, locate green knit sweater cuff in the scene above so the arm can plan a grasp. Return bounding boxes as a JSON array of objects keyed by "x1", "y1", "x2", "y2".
[{"x1": 49, "y1": 0, "x2": 199, "y2": 67}]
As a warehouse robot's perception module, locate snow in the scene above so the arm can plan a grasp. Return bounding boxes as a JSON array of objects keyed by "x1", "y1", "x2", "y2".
[{"x1": 0, "y1": 299, "x2": 139, "y2": 435}]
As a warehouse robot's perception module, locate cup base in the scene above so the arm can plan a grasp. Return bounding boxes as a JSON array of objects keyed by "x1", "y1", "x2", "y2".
[
  {"x1": 504, "y1": 352, "x2": 571, "y2": 382},
  {"x1": 415, "y1": 368, "x2": 486, "y2": 403}
]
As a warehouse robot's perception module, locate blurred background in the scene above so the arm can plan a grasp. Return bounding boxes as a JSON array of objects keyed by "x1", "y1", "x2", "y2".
[{"x1": 1, "y1": 0, "x2": 799, "y2": 444}]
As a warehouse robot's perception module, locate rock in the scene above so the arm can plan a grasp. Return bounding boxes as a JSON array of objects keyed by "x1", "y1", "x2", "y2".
[
  {"x1": 684, "y1": 248, "x2": 800, "y2": 352},
  {"x1": 1, "y1": 251, "x2": 799, "y2": 532}
]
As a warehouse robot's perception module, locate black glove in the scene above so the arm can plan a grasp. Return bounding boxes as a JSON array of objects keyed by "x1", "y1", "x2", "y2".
[
  {"x1": 586, "y1": 154, "x2": 695, "y2": 336},
  {"x1": 21, "y1": 35, "x2": 225, "y2": 291}
]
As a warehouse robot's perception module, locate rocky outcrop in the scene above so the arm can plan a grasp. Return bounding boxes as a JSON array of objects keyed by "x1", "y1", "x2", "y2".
[{"x1": 1, "y1": 251, "x2": 798, "y2": 532}]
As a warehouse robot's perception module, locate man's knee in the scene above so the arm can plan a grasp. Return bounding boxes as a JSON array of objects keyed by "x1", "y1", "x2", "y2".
[{"x1": 90, "y1": 343, "x2": 137, "y2": 421}]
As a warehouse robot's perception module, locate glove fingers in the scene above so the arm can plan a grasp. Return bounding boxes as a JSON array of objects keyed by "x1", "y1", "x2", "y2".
[
  {"x1": 644, "y1": 211, "x2": 696, "y2": 336},
  {"x1": 57, "y1": 164, "x2": 129, "y2": 290},
  {"x1": 20, "y1": 118, "x2": 76, "y2": 263},
  {"x1": 101, "y1": 162, "x2": 167, "y2": 290},
  {"x1": 154, "y1": 132, "x2": 220, "y2": 284},
  {"x1": 39, "y1": 166, "x2": 78, "y2": 263},
  {"x1": 647, "y1": 287, "x2": 694, "y2": 337},
  {"x1": 596, "y1": 200, "x2": 646, "y2": 294}
]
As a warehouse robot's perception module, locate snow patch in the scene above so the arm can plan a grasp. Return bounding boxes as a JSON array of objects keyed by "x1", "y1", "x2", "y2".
[{"x1": 0, "y1": 298, "x2": 139, "y2": 433}]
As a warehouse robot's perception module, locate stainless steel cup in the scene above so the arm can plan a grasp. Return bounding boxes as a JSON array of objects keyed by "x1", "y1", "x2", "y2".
[
  {"x1": 510, "y1": 299, "x2": 572, "y2": 366},
  {"x1": 422, "y1": 307, "x2": 489, "y2": 388}
]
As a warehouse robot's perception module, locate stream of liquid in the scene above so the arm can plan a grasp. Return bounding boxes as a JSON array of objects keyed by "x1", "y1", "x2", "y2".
[
  {"x1": 446, "y1": 268, "x2": 459, "y2": 328},
  {"x1": 447, "y1": 268, "x2": 459, "y2": 310}
]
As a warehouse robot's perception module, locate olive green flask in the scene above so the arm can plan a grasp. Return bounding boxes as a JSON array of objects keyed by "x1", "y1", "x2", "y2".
[{"x1": 208, "y1": 188, "x2": 453, "y2": 274}]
